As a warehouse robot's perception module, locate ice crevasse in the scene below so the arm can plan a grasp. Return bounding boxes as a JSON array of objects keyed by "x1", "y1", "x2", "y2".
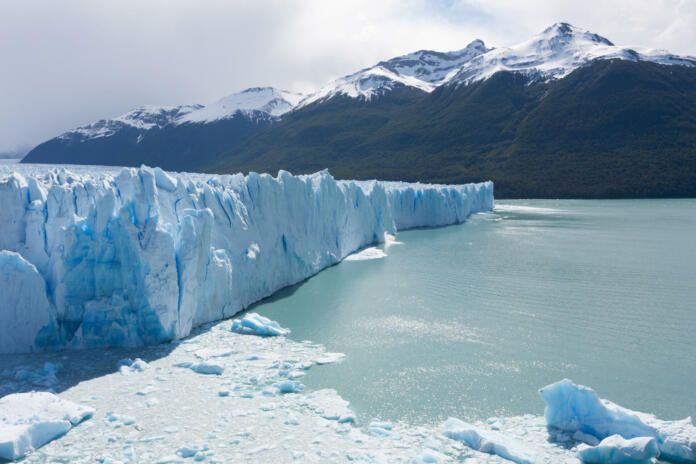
[{"x1": 0, "y1": 165, "x2": 493, "y2": 353}]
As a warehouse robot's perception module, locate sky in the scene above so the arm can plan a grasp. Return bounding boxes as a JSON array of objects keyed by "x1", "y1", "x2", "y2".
[{"x1": 1, "y1": 0, "x2": 695, "y2": 154}]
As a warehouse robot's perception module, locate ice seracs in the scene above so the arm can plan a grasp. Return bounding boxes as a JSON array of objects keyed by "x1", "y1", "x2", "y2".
[
  {"x1": 540, "y1": 379, "x2": 696, "y2": 463},
  {"x1": 0, "y1": 392, "x2": 94, "y2": 461},
  {"x1": 0, "y1": 164, "x2": 493, "y2": 353}
]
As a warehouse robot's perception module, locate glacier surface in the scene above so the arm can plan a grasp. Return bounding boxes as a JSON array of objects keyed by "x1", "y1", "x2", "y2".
[{"x1": 0, "y1": 164, "x2": 493, "y2": 353}]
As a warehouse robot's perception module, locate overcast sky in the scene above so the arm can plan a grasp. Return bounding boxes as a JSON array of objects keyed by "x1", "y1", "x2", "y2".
[{"x1": 1, "y1": 0, "x2": 695, "y2": 153}]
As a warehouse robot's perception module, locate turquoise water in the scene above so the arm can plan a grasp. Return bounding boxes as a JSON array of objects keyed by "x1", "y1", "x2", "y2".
[{"x1": 253, "y1": 200, "x2": 696, "y2": 426}]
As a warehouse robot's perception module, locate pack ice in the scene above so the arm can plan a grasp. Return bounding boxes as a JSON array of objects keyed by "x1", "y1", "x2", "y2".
[{"x1": 0, "y1": 165, "x2": 493, "y2": 353}]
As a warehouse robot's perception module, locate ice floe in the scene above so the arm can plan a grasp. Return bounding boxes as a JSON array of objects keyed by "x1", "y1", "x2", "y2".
[
  {"x1": 0, "y1": 391, "x2": 93, "y2": 460},
  {"x1": 444, "y1": 417, "x2": 536, "y2": 464}
]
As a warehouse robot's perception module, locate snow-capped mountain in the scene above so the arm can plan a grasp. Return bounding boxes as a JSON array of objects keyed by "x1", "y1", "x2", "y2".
[
  {"x1": 178, "y1": 87, "x2": 304, "y2": 124},
  {"x1": 451, "y1": 22, "x2": 696, "y2": 85},
  {"x1": 298, "y1": 39, "x2": 491, "y2": 106},
  {"x1": 42, "y1": 23, "x2": 695, "y2": 145},
  {"x1": 66, "y1": 105, "x2": 203, "y2": 140},
  {"x1": 23, "y1": 22, "x2": 696, "y2": 198},
  {"x1": 60, "y1": 87, "x2": 302, "y2": 142}
]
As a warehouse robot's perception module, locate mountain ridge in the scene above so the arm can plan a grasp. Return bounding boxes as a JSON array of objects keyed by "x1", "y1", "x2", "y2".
[{"x1": 22, "y1": 23, "x2": 696, "y2": 198}]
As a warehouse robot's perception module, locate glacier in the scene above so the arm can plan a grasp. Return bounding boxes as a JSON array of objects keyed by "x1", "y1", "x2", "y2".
[{"x1": 0, "y1": 164, "x2": 493, "y2": 354}]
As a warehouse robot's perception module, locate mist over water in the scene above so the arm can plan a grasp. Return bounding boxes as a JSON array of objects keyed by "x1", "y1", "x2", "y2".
[{"x1": 253, "y1": 199, "x2": 696, "y2": 425}]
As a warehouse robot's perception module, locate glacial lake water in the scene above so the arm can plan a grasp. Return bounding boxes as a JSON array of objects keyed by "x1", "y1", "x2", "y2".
[{"x1": 253, "y1": 199, "x2": 696, "y2": 426}]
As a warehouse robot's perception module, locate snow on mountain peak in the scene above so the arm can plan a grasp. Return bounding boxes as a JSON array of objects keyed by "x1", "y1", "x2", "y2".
[
  {"x1": 60, "y1": 87, "x2": 304, "y2": 141},
  {"x1": 53, "y1": 23, "x2": 695, "y2": 143},
  {"x1": 179, "y1": 87, "x2": 304, "y2": 124},
  {"x1": 452, "y1": 22, "x2": 696, "y2": 85},
  {"x1": 63, "y1": 104, "x2": 201, "y2": 140},
  {"x1": 298, "y1": 40, "x2": 491, "y2": 107}
]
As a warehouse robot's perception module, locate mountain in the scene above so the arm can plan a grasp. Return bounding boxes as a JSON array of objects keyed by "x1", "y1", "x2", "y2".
[
  {"x1": 23, "y1": 23, "x2": 696, "y2": 198},
  {"x1": 23, "y1": 88, "x2": 302, "y2": 171}
]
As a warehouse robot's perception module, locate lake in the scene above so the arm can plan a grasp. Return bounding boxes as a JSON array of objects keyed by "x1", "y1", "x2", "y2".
[{"x1": 252, "y1": 199, "x2": 696, "y2": 426}]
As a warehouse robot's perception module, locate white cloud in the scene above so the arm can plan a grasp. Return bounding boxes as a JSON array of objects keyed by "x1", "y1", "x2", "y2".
[{"x1": 0, "y1": 0, "x2": 693, "y2": 152}]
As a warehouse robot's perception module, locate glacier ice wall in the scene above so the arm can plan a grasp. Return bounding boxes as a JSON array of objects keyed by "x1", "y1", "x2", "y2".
[{"x1": 0, "y1": 165, "x2": 493, "y2": 353}]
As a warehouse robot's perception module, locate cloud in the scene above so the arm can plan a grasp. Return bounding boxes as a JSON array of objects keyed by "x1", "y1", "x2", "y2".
[{"x1": 0, "y1": 0, "x2": 693, "y2": 152}]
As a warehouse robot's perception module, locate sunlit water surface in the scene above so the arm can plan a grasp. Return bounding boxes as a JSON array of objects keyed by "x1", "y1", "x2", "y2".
[{"x1": 253, "y1": 199, "x2": 696, "y2": 426}]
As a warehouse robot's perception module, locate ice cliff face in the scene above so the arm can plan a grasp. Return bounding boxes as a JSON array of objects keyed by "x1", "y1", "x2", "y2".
[{"x1": 0, "y1": 165, "x2": 493, "y2": 353}]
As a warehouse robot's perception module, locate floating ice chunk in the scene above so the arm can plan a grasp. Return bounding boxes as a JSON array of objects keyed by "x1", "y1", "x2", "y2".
[
  {"x1": 193, "y1": 348, "x2": 234, "y2": 359},
  {"x1": 175, "y1": 361, "x2": 224, "y2": 375},
  {"x1": 14, "y1": 362, "x2": 61, "y2": 387},
  {"x1": 315, "y1": 352, "x2": 346, "y2": 365},
  {"x1": 443, "y1": 417, "x2": 536, "y2": 464},
  {"x1": 412, "y1": 448, "x2": 447, "y2": 463},
  {"x1": 577, "y1": 435, "x2": 660, "y2": 464},
  {"x1": 299, "y1": 389, "x2": 356, "y2": 423},
  {"x1": 136, "y1": 385, "x2": 158, "y2": 396},
  {"x1": 369, "y1": 420, "x2": 393, "y2": 436},
  {"x1": 105, "y1": 411, "x2": 136, "y2": 427},
  {"x1": 230, "y1": 313, "x2": 290, "y2": 337},
  {"x1": 117, "y1": 358, "x2": 150, "y2": 375},
  {"x1": 177, "y1": 443, "x2": 208, "y2": 458},
  {"x1": 344, "y1": 247, "x2": 387, "y2": 261},
  {"x1": 155, "y1": 455, "x2": 184, "y2": 463},
  {"x1": 540, "y1": 379, "x2": 696, "y2": 463},
  {"x1": 0, "y1": 391, "x2": 94, "y2": 460},
  {"x1": 273, "y1": 381, "x2": 304, "y2": 394}
]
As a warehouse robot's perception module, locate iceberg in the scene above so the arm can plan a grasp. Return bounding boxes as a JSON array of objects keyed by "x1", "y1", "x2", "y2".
[
  {"x1": 230, "y1": 313, "x2": 290, "y2": 337},
  {"x1": 540, "y1": 379, "x2": 696, "y2": 463},
  {"x1": 175, "y1": 360, "x2": 224, "y2": 375},
  {"x1": 0, "y1": 391, "x2": 94, "y2": 460},
  {"x1": 577, "y1": 435, "x2": 660, "y2": 464},
  {"x1": 0, "y1": 165, "x2": 493, "y2": 353},
  {"x1": 443, "y1": 417, "x2": 536, "y2": 464},
  {"x1": 117, "y1": 357, "x2": 149, "y2": 375}
]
